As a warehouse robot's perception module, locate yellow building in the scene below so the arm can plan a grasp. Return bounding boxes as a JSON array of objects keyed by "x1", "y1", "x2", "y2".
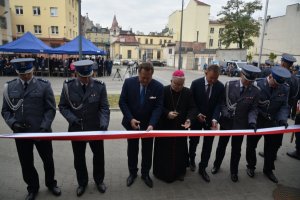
[
  {"x1": 168, "y1": 0, "x2": 210, "y2": 43},
  {"x1": 0, "y1": 0, "x2": 12, "y2": 45},
  {"x1": 85, "y1": 26, "x2": 110, "y2": 54},
  {"x1": 9, "y1": 0, "x2": 78, "y2": 47}
]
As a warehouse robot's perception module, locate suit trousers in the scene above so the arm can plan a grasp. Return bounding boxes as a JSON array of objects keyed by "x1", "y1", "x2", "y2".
[
  {"x1": 127, "y1": 138, "x2": 153, "y2": 176},
  {"x1": 71, "y1": 140, "x2": 104, "y2": 186},
  {"x1": 189, "y1": 136, "x2": 215, "y2": 169},
  {"x1": 15, "y1": 139, "x2": 57, "y2": 193},
  {"x1": 294, "y1": 115, "x2": 300, "y2": 152},
  {"x1": 213, "y1": 136, "x2": 244, "y2": 174}
]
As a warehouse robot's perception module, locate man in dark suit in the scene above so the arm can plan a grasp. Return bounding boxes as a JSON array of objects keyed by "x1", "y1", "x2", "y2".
[
  {"x1": 211, "y1": 65, "x2": 261, "y2": 182},
  {"x1": 59, "y1": 60, "x2": 110, "y2": 196},
  {"x1": 1, "y1": 58, "x2": 61, "y2": 200},
  {"x1": 189, "y1": 64, "x2": 225, "y2": 182},
  {"x1": 119, "y1": 62, "x2": 163, "y2": 188}
]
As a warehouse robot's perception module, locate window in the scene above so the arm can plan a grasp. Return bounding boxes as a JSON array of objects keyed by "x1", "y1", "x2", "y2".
[
  {"x1": 168, "y1": 48, "x2": 172, "y2": 54},
  {"x1": 16, "y1": 6, "x2": 23, "y2": 15},
  {"x1": 72, "y1": 0, "x2": 74, "y2": 7},
  {"x1": 159, "y1": 39, "x2": 162, "y2": 45},
  {"x1": 164, "y1": 40, "x2": 167, "y2": 44},
  {"x1": 157, "y1": 50, "x2": 161, "y2": 59},
  {"x1": 168, "y1": 40, "x2": 171, "y2": 43},
  {"x1": 128, "y1": 50, "x2": 132, "y2": 59},
  {"x1": 210, "y1": 27, "x2": 214, "y2": 34},
  {"x1": 34, "y1": 25, "x2": 42, "y2": 34},
  {"x1": 0, "y1": 0, "x2": 5, "y2": 6},
  {"x1": 50, "y1": 7, "x2": 58, "y2": 16},
  {"x1": 209, "y1": 39, "x2": 213, "y2": 47},
  {"x1": 0, "y1": 16, "x2": 7, "y2": 29},
  {"x1": 51, "y1": 26, "x2": 59, "y2": 34},
  {"x1": 69, "y1": 12, "x2": 71, "y2": 22},
  {"x1": 218, "y1": 39, "x2": 222, "y2": 47},
  {"x1": 145, "y1": 38, "x2": 148, "y2": 44},
  {"x1": 219, "y1": 28, "x2": 224, "y2": 35},
  {"x1": 16, "y1": 25, "x2": 24, "y2": 33},
  {"x1": 33, "y1": 6, "x2": 40, "y2": 15},
  {"x1": 150, "y1": 39, "x2": 153, "y2": 44},
  {"x1": 2, "y1": 40, "x2": 8, "y2": 45}
]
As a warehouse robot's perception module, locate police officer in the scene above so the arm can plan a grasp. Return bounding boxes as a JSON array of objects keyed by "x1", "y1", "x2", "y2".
[
  {"x1": 246, "y1": 66, "x2": 291, "y2": 183},
  {"x1": 211, "y1": 65, "x2": 261, "y2": 182},
  {"x1": 1, "y1": 58, "x2": 61, "y2": 200},
  {"x1": 259, "y1": 54, "x2": 299, "y2": 158},
  {"x1": 260, "y1": 60, "x2": 273, "y2": 78},
  {"x1": 58, "y1": 60, "x2": 110, "y2": 196}
]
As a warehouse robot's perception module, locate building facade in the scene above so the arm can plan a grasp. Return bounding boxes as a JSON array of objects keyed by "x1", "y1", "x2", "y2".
[
  {"x1": 0, "y1": 0, "x2": 12, "y2": 45},
  {"x1": 9, "y1": 0, "x2": 79, "y2": 47}
]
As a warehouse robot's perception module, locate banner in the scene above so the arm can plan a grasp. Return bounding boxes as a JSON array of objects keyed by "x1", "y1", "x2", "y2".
[{"x1": 0, "y1": 125, "x2": 299, "y2": 141}]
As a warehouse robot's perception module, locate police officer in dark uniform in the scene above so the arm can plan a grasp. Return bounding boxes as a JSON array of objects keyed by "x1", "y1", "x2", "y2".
[
  {"x1": 260, "y1": 60, "x2": 273, "y2": 78},
  {"x1": 58, "y1": 60, "x2": 110, "y2": 196},
  {"x1": 259, "y1": 54, "x2": 299, "y2": 158},
  {"x1": 246, "y1": 66, "x2": 291, "y2": 183},
  {"x1": 211, "y1": 65, "x2": 261, "y2": 182},
  {"x1": 1, "y1": 58, "x2": 61, "y2": 200}
]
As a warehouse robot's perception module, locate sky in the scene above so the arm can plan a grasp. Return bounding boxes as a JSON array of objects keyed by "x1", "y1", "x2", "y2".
[{"x1": 82, "y1": 0, "x2": 300, "y2": 34}]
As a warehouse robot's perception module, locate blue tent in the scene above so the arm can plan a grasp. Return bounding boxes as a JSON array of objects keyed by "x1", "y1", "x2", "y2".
[
  {"x1": 47, "y1": 35, "x2": 106, "y2": 55},
  {"x1": 0, "y1": 32, "x2": 53, "y2": 53}
]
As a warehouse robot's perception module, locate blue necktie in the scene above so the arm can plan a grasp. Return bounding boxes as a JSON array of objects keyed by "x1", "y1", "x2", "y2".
[{"x1": 140, "y1": 86, "x2": 146, "y2": 105}]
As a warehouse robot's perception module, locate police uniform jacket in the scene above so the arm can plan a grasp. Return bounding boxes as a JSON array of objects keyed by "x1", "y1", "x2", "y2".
[
  {"x1": 1, "y1": 77, "x2": 56, "y2": 132},
  {"x1": 219, "y1": 80, "x2": 259, "y2": 130},
  {"x1": 256, "y1": 78, "x2": 289, "y2": 128},
  {"x1": 58, "y1": 78, "x2": 110, "y2": 132}
]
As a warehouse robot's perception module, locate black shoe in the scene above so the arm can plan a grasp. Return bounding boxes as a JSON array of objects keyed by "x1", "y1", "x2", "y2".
[
  {"x1": 177, "y1": 174, "x2": 185, "y2": 181},
  {"x1": 287, "y1": 151, "x2": 300, "y2": 160},
  {"x1": 263, "y1": 171, "x2": 278, "y2": 183},
  {"x1": 126, "y1": 174, "x2": 137, "y2": 187},
  {"x1": 198, "y1": 169, "x2": 210, "y2": 182},
  {"x1": 97, "y1": 182, "x2": 106, "y2": 193},
  {"x1": 246, "y1": 168, "x2": 255, "y2": 178},
  {"x1": 48, "y1": 186, "x2": 61, "y2": 196},
  {"x1": 190, "y1": 160, "x2": 196, "y2": 172},
  {"x1": 25, "y1": 192, "x2": 37, "y2": 200},
  {"x1": 231, "y1": 174, "x2": 238, "y2": 182},
  {"x1": 141, "y1": 175, "x2": 153, "y2": 188},
  {"x1": 211, "y1": 166, "x2": 219, "y2": 175},
  {"x1": 76, "y1": 186, "x2": 86, "y2": 197}
]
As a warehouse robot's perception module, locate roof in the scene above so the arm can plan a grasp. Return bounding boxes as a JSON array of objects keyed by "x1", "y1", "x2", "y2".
[
  {"x1": 112, "y1": 35, "x2": 139, "y2": 45},
  {"x1": 194, "y1": 0, "x2": 210, "y2": 6},
  {"x1": 110, "y1": 15, "x2": 119, "y2": 30}
]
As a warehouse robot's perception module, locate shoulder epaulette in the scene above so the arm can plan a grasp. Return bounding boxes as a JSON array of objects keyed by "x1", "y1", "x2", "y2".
[
  {"x1": 65, "y1": 78, "x2": 75, "y2": 83},
  {"x1": 284, "y1": 83, "x2": 290, "y2": 87},
  {"x1": 37, "y1": 78, "x2": 49, "y2": 83},
  {"x1": 252, "y1": 81, "x2": 261, "y2": 90},
  {"x1": 94, "y1": 79, "x2": 104, "y2": 84},
  {"x1": 6, "y1": 78, "x2": 17, "y2": 84}
]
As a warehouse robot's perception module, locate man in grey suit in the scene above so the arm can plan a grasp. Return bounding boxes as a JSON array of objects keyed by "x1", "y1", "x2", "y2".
[
  {"x1": 211, "y1": 65, "x2": 261, "y2": 182},
  {"x1": 59, "y1": 60, "x2": 110, "y2": 196},
  {"x1": 1, "y1": 58, "x2": 61, "y2": 200}
]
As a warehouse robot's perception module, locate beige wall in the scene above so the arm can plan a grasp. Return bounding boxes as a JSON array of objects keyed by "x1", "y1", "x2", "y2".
[
  {"x1": 10, "y1": 0, "x2": 78, "y2": 44},
  {"x1": 0, "y1": 0, "x2": 13, "y2": 45},
  {"x1": 168, "y1": 0, "x2": 210, "y2": 43}
]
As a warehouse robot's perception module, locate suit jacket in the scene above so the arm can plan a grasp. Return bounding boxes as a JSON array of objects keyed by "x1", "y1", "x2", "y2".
[
  {"x1": 119, "y1": 76, "x2": 164, "y2": 130},
  {"x1": 190, "y1": 77, "x2": 224, "y2": 130},
  {"x1": 219, "y1": 80, "x2": 260, "y2": 130},
  {"x1": 58, "y1": 78, "x2": 110, "y2": 132},
  {"x1": 1, "y1": 77, "x2": 56, "y2": 132}
]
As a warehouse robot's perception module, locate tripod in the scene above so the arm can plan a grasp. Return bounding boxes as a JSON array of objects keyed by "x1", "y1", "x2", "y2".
[
  {"x1": 112, "y1": 67, "x2": 123, "y2": 81},
  {"x1": 123, "y1": 66, "x2": 133, "y2": 79}
]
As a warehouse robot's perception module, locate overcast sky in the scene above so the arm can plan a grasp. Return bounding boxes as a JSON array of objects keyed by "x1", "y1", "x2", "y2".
[{"x1": 82, "y1": 0, "x2": 299, "y2": 34}]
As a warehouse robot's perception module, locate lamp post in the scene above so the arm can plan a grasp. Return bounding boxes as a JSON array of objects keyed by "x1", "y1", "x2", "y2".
[
  {"x1": 178, "y1": 0, "x2": 184, "y2": 69},
  {"x1": 78, "y1": 0, "x2": 82, "y2": 60},
  {"x1": 258, "y1": 0, "x2": 269, "y2": 68}
]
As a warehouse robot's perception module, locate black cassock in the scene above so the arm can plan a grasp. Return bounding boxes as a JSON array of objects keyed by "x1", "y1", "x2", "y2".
[{"x1": 153, "y1": 85, "x2": 196, "y2": 182}]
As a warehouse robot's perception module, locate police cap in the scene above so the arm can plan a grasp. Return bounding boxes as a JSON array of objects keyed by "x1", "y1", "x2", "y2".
[
  {"x1": 241, "y1": 64, "x2": 261, "y2": 81},
  {"x1": 265, "y1": 60, "x2": 273, "y2": 66},
  {"x1": 271, "y1": 66, "x2": 291, "y2": 84},
  {"x1": 74, "y1": 60, "x2": 93, "y2": 77},
  {"x1": 281, "y1": 53, "x2": 297, "y2": 64},
  {"x1": 252, "y1": 61, "x2": 258, "y2": 67},
  {"x1": 11, "y1": 58, "x2": 35, "y2": 74}
]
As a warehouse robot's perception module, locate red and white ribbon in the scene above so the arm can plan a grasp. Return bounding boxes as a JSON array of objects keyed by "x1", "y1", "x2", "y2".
[{"x1": 0, "y1": 125, "x2": 299, "y2": 141}]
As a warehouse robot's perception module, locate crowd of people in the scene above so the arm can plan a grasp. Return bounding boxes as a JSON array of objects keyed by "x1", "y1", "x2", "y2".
[{"x1": 1, "y1": 54, "x2": 300, "y2": 200}]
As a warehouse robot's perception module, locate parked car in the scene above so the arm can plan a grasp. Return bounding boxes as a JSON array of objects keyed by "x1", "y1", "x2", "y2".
[
  {"x1": 113, "y1": 59, "x2": 121, "y2": 65},
  {"x1": 151, "y1": 60, "x2": 164, "y2": 67},
  {"x1": 220, "y1": 61, "x2": 247, "y2": 77}
]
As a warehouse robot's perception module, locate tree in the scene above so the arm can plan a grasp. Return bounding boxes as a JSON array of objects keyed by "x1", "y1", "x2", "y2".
[
  {"x1": 269, "y1": 52, "x2": 277, "y2": 62},
  {"x1": 247, "y1": 53, "x2": 253, "y2": 62},
  {"x1": 218, "y1": 0, "x2": 262, "y2": 49}
]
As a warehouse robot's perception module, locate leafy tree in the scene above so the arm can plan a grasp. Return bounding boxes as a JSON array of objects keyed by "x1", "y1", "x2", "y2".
[
  {"x1": 218, "y1": 0, "x2": 262, "y2": 49},
  {"x1": 269, "y1": 52, "x2": 277, "y2": 62},
  {"x1": 247, "y1": 53, "x2": 253, "y2": 62}
]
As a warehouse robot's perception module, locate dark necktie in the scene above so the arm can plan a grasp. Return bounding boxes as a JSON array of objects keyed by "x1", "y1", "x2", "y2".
[
  {"x1": 140, "y1": 86, "x2": 146, "y2": 105},
  {"x1": 24, "y1": 82, "x2": 28, "y2": 91},
  {"x1": 206, "y1": 84, "x2": 211, "y2": 99},
  {"x1": 240, "y1": 86, "x2": 245, "y2": 95},
  {"x1": 82, "y1": 84, "x2": 86, "y2": 94}
]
